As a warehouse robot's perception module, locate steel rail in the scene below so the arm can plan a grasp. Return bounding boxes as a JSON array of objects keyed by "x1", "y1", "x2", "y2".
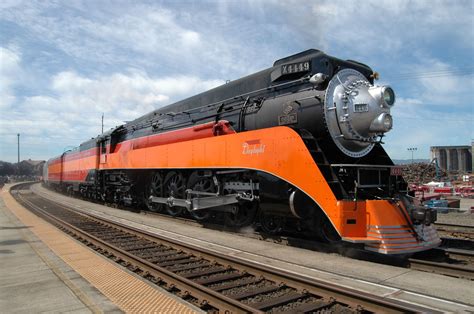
[
  {"x1": 435, "y1": 223, "x2": 474, "y2": 229},
  {"x1": 409, "y1": 258, "x2": 474, "y2": 280},
  {"x1": 442, "y1": 248, "x2": 474, "y2": 262}
]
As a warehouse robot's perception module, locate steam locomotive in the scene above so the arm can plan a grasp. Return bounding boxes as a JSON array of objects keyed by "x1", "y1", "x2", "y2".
[{"x1": 44, "y1": 49, "x2": 441, "y2": 254}]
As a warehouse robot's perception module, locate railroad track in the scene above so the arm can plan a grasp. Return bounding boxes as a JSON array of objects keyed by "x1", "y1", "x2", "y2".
[
  {"x1": 135, "y1": 215, "x2": 474, "y2": 282},
  {"x1": 31, "y1": 183, "x2": 474, "y2": 280},
  {"x1": 435, "y1": 222, "x2": 474, "y2": 240},
  {"x1": 409, "y1": 246, "x2": 474, "y2": 280},
  {"x1": 407, "y1": 223, "x2": 474, "y2": 280},
  {"x1": 443, "y1": 247, "x2": 474, "y2": 263},
  {"x1": 11, "y1": 183, "x2": 431, "y2": 313}
]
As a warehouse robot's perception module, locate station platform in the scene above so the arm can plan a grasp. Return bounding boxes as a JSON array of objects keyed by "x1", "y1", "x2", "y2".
[{"x1": 0, "y1": 186, "x2": 200, "y2": 313}]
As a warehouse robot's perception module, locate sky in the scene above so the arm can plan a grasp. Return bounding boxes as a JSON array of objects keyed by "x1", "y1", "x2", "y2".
[{"x1": 0, "y1": 0, "x2": 473, "y2": 162}]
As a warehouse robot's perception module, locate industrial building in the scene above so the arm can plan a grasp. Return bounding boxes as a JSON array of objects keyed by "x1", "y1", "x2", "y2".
[{"x1": 430, "y1": 144, "x2": 473, "y2": 173}]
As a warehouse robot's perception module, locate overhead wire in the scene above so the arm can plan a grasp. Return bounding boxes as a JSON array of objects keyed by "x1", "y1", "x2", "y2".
[
  {"x1": 396, "y1": 117, "x2": 473, "y2": 122},
  {"x1": 386, "y1": 67, "x2": 474, "y2": 81}
]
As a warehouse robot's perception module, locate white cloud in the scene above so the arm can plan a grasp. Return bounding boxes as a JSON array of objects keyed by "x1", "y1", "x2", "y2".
[
  {"x1": 392, "y1": 55, "x2": 473, "y2": 106},
  {"x1": 0, "y1": 68, "x2": 223, "y2": 160},
  {"x1": 0, "y1": 3, "x2": 206, "y2": 68},
  {"x1": 307, "y1": 0, "x2": 473, "y2": 58},
  {"x1": 0, "y1": 1, "x2": 280, "y2": 78},
  {"x1": 49, "y1": 70, "x2": 222, "y2": 115},
  {"x1": 0, "y1": 46, "x2": 22, "y2": 109},
  {"x1": 0, "y1": 0, "x2": 23, "y2": 10},
  {"x1": 395, "y1": 97, "x2": 424, "y2": 107},
  {"x1": 180, "y1": 31, "x2": 201, "y2": 47}
]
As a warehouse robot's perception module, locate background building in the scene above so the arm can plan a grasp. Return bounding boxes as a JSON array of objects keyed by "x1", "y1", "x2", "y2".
[{"x1": 430, "y1": 145, "x2": 472, "y2": 173}]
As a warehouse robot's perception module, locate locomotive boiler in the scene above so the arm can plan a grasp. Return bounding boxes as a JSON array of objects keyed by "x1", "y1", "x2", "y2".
[{"x1": 44, "y1": 49, "x2": 441, "y2": 254}]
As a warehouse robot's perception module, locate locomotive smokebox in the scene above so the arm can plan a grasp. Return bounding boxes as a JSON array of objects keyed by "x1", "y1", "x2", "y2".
[{"x1": 324, "y1": 69, "x2": 395, "y2": 158}]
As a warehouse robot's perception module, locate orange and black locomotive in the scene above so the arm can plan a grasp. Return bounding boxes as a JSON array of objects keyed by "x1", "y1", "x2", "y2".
[{"x1": 44, "y1": 49, "x2": 441, "y2": 254}]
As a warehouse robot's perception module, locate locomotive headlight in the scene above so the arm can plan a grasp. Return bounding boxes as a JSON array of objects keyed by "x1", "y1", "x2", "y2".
[
  {"x1": 368, "y1": 85, "x2": 396, "y2": 108},
  {"x1": 369, "y1": 113, "x2": 393, "y2": 132},
  {"x1": 383, "y1": 113, "x2": 393, "y2": 130},
  {"x1": 382, "y1": 86, "x2": 395, "y2": 107}
]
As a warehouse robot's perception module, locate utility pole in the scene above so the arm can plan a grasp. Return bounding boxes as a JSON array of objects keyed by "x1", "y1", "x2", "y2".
[
  {"x1": 407, "y1": 147, "x2": 417, "y2": 164},
  {"x1": 101, "y1": 113, "x2": 104, "y2": 134},
  {"x1": 17, "y1": 133, "x2": 20, "y2": 164}
]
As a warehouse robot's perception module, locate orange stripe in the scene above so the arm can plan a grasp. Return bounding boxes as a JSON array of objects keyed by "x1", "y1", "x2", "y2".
[{"x1": 46, "y1": 126, "x2": 419, "y2": 241}]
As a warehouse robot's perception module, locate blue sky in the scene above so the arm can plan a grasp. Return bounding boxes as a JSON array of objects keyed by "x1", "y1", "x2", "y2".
[{"x1": 0, "y1": 0, "x2": 473, "y2": 162}]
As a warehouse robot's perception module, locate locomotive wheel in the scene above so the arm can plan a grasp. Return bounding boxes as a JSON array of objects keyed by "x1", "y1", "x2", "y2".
[
  {"x1": 259, "y1": 211, "x2": 285, "y2": 234},
  {"x1": 145, "y1": 172, "x2": 164, "y2": 212},
  {"x1": 225, "y1": 201, "x2": 257, "y2": 228},
  {"x1": 186, "y1": 172, "x2": 215, "y2": 221},
  {"x1": 164, "y1": 171, "x2": 186, "y2": 216},
  {"x1": 318, "y1": 215, "x2": 341, "y2": 243}
]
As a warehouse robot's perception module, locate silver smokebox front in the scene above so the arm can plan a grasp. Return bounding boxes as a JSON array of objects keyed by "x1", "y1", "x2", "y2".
[{"x1": 323, "y1": 68, "x2": 395, "y2": 158}]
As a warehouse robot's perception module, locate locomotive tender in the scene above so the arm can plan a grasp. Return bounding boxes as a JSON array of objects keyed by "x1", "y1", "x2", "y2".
[{"x1": 44, "y1": 49, "x2": 441, "y2": 254}]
